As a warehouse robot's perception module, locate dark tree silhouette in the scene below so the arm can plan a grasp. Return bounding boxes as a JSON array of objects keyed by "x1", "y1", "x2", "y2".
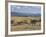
[
  {"x1": 31, "y1": 20, "x2": 37, "y2": 26},
  {"x1": 11, "y1": 20, "x2": 14, "y2": 24}
]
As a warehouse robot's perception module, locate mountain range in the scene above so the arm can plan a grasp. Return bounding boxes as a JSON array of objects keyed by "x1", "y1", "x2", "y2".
[{"x1": 11, "y1": 12, "x2": 41, "y2": 17}]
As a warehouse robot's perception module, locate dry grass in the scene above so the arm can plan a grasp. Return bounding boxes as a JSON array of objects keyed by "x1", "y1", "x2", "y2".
[{"x1": 11, "y1": 16, "x2": 41, "y2": 31}]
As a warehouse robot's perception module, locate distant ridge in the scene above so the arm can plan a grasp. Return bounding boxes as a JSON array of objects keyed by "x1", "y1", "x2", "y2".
[{"x1": 11, "y1": 12, "x2": 41, "y2": 17}]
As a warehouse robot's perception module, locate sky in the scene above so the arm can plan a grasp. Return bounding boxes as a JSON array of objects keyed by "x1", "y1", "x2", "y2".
[{"x1": 11, "y1": 5, "x2": 41, "y2": 14}]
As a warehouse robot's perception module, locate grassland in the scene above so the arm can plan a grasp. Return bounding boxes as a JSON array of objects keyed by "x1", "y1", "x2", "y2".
[{"x1": 11, "y1": 16, "x2": 41, "y2": 31}]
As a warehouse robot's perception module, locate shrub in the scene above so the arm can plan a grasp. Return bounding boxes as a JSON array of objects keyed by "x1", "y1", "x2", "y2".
[
  {"x1": 11, "y1": 20, "x2": 14, "y2": 24},
  {"x1": 31, "y1": 20, "x2": 37, "y2": 25},
  {"x1": 23, "y1": 20, "x2": 28, "y2": 24}
]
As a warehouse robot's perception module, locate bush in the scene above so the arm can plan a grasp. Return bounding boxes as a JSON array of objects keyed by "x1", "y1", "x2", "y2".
[
  {"x1": 11, "y1": 20, "x2": 14, "y2": 24},
  {"x1": 23, "y1": 20, "x2": 28, "y2": 24},
  {"x1": 31, "y1": 20, "x2": 37, "y2": 24}
]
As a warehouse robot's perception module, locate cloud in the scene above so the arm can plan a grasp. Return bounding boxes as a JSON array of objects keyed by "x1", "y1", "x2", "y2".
[{"x1": 11, "y1": 5, "x2": 41, "y2": 14}]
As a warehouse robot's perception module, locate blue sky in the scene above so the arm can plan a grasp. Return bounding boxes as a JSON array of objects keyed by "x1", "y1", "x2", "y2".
[{"x1": 11, "y1": 5, "x2": 41, "y2": 14}]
